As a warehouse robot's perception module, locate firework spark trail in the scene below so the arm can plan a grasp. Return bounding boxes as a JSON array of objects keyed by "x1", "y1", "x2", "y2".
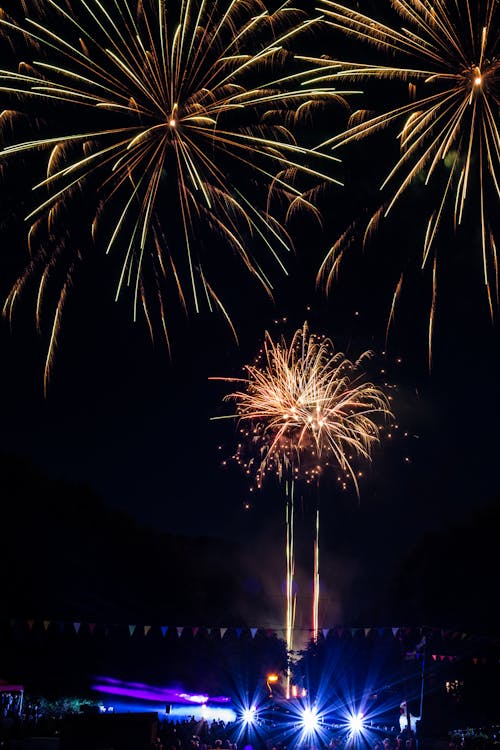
[
  {"x1": 0, "y1": 0, "x2": 350, "y2": 387},
  {"x1": 312, "y1": 506, "x2": 320, "y2": 642},
  {"x1": 214, "y1": 323, "x2": 392, "y2": 659},
  {"x1": 310, "y1": 0, "x2": 500, "y2": 362},
  {"x1": 285, "y1": 482, "x2": 295, "y2": 695}
]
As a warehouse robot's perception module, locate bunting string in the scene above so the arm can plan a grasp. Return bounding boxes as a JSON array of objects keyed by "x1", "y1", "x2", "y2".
[{"x1": 5, "y1": 617, "x2": 500, "y2": 663}]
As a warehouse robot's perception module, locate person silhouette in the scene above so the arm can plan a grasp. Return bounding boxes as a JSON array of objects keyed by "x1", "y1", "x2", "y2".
[{"x1": 398, "y1": 702, "x2": 420, "y2": 735}]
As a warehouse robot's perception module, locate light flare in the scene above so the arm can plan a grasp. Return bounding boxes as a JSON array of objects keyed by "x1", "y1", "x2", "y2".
[
  {"x1": 242, "y1": 706, "x2": 257, "y2": 725},
  {"x1": 300, "y1": 705, "x2": 319, "y2": 734},
  {"x1": 348, "y1": 712, "x2": 364, "y2": 734}
]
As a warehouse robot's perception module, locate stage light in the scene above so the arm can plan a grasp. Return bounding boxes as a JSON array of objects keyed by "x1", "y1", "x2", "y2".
[
  {"x1": 301, "y1": 706, "x2": 319, "y2": 734},
  {"x1": 242, "y1": 706, "x2": 257, "y2": 725},
  {"x1": 348, "y1": 713, "x2": 364, "y2": 734}
]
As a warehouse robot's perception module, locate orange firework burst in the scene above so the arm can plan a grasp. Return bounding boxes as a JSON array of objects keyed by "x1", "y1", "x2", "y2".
[
  {"x1": 221, "y1": 322, "x2": 392, "y2": 493},
  {"x1": 0, "y1": 0, "x2": 348, "y2": 388},
  {"x1": 312, "y1": 0, "x2": 500, "y2": 363}
]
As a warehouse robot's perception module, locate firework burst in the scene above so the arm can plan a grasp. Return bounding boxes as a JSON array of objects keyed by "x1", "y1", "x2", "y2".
[
  {"x1": 222, "y1": 322, "x2": 392, "y2": 493},
  {"x1": 215, "y1": 322, "x2": 392, "y2": 651},
  {"x1": 0, "y1": 0, "x2": 347, "y2": 387},
  {"x1": 312, "y1": 0, "x2": 500, "y2": 362}
]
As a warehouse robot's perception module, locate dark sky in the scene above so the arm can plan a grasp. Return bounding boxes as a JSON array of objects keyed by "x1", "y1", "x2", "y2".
[
  {"x1": 1, "y1": 210, "x2": 498, "y2": 550},
  {"x1": 0, "y1": 0, "x2": 499, "y2": 630}
]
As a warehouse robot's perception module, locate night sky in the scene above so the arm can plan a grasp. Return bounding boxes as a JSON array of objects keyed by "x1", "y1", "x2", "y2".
[{"x1": 0, "y1": 0, "x2": 499, "y2": 632}]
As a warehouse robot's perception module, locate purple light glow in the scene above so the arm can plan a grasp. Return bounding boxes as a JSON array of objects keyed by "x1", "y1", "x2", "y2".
[
  {"x1": 92, "y1": 678, "x2": 230, "y2": 705},
  {"x1": 92, "y1": 685, "x2": 177, "y2": 703}
]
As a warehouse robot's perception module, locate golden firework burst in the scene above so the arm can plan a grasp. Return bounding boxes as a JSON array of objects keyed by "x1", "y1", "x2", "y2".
[
  {"x1": 218, "y1": 322, "x2": 392, "y2": 492},
  {"x1": 312, "y1": 0, "x2": 500, "y2": 363},
  {"x1": 0, "y1": 0, "x2": 348, "y2": 388},
  {"x1": 214, "y1": 322, "x2": 392, "y2": 657}
]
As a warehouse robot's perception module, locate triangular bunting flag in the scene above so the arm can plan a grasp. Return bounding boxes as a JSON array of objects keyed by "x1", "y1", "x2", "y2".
[
  {"x1": 337, "y1": 627, "x2": 343, "y2": 637},
  {"x1": 250, "y1": 628, "x2": 258, "y2": 638},
  {"x1": 351, "y1": 628, "x2": 358, "y2": 637},
  {"x1": 192, "y1": 627, "x2": 199, "y2": 638},
  {"x1": 129, "y1": 625, "x2": 136, "y2": 636},
  {"x1": 89, "y1": 623, "x2": 96, "y2": 635},
  {"x1": 161, "y1": 626, "x2": 168, "y2": 637},
  {"x1": 378, "y1": 627, "x2": 385, "y2": 637},
  {"x1": 176, "y1": 627, "x2": 183, "y2": 638},
  {"x1": 144, "y1": 625, "x2": 151, "y2": 637},
  {"x1": 27, "y1": 620, "x2": 35, "y2": 631},
  {"x1": 220, "y1": 628, "x2": 227, "y2": 639},
  {"x1": 73, "y1": 622, "x2": 81, "y2": 634},
  {"x1": 364, "y1": 628, "x2": 371, "y2": 637},
  {"x1": 392, "y1": 627, "x2": 399, "y2": 637},
  {"x1": 322, "y1": 628, "x2": 330, "y2": 639},
  {"x1": 43, "y1": 620, "x2": 50, "y2": 631}
]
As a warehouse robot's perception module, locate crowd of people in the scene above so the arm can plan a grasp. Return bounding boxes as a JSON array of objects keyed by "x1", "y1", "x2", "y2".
[
  {"x1": 0, "y1": 703, "x2": 420, "y2": 750},
  {"x1": 1, "y1": 697, "x2": 497, "y2": 750},
  {"x1": 152, "y1": 715, "x2": 417, "y2": 750},
  {"x1": 154, "y1": 717, "x2": 238, "y2": 750},
  {"x1": 0, "y1": 693, "x2": 22, "y2": 721}
]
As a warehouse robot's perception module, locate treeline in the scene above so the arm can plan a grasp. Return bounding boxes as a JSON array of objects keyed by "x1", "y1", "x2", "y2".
[{"x1": 0, "y1": 454, "x2": 265, "y2": 625}]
